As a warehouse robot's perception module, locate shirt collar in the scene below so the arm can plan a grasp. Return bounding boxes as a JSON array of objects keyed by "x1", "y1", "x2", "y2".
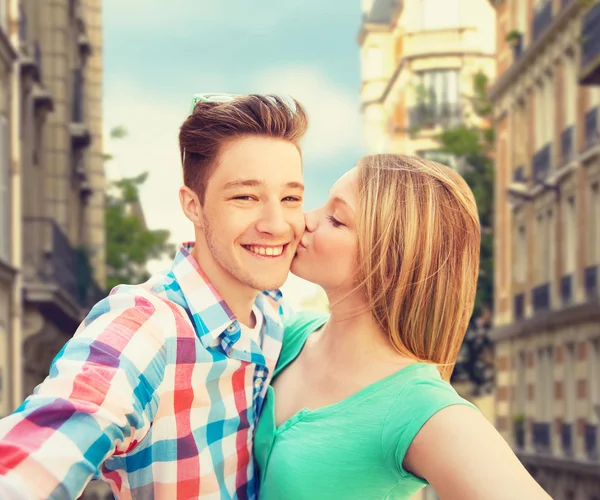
[{"x1": 170, "y1": 243, "x2": 283, "y2": 348}]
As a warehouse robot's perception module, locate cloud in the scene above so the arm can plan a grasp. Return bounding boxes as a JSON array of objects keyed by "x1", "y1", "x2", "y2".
[{"x1": 249, "y1": 66, "x2": 364, "y2": 164}]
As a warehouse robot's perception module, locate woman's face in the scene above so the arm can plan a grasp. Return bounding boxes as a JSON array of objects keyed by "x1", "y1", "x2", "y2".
[{"x1": 291, "y1": 167, "x2": 359, "y2": 294}]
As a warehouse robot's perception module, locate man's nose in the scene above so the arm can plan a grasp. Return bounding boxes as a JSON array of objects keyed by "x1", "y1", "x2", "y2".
[{"x1": 256, "y1": 204, "x2": 290, "y2": 238}]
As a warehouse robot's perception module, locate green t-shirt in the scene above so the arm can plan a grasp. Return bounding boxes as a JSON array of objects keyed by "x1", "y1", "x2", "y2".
[{"x1": 254, "y1": 311, "x2": 479, "y2": 500}]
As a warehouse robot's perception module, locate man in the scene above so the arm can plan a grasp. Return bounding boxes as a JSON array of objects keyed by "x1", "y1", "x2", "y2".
[{"x1": 0, "y1": 94, "x2": 308, "y2": 499}]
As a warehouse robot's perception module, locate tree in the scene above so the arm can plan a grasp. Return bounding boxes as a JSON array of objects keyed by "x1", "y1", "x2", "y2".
[
  {"x1": 433, "y1": 72, "x2": 496, "y2": 395},
  {"x1": 105, "y1": 127, "x2": 175, "y2": 291}
]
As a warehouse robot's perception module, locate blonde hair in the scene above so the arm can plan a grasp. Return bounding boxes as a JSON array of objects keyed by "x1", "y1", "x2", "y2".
[{"x1": 355, "y1": 154, "x2": 480, "y2": 381}]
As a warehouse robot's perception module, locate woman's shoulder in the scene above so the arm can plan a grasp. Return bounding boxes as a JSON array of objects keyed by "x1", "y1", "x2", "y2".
[{"x1": 381, "y1": 364, "x2": 479, "y2": 478}]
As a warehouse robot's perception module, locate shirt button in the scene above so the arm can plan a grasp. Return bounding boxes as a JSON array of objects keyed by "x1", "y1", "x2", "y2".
[
  {"x1": 254, "y1": 378, "x2": 263, "y2": 388},
  {"x1": 226, "y1": 324, "x2": 236, "y2": 333}
]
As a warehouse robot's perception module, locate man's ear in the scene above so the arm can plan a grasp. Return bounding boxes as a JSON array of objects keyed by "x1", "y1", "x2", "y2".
[{"x1": 179, "y1": 185, "x2": 203, "y2": 227}]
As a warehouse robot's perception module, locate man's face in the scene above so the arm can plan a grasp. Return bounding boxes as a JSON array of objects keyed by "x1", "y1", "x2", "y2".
[{"x1": 195, "y1": 135, "x2": 305, "y2": 292}]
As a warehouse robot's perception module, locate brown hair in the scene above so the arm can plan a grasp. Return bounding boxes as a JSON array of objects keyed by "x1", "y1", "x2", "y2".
[
  {"x1": 355, "y1": 154, "x2": 480, "y2": 381},
  {"x1": 179, "y1": 94, "x2": 308, "y2": 203}
]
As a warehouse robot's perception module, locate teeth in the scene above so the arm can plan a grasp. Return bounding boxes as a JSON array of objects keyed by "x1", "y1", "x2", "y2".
[{"x1": 248, "y1": 245, "x2": 284, "y2": 257}]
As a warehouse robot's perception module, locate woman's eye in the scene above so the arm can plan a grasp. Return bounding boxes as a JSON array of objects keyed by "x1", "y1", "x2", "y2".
[
  {"x1": 326, "y1": 215, "x2": 344, "y2": 228},
  {"x1": 282, "y1": 196, "x2": 302, "y2": 202}
]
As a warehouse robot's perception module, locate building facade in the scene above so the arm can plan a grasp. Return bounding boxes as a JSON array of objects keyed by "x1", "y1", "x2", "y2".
[
  {"x1": 0, "y1": 0, "x2": 106, "y2": 418},
  {"x1": 489, "y1": 0, "x2": 600, "y2": 497},
  {"x1": 358, "y1": 0, "x2": 496, "y2": 166}
]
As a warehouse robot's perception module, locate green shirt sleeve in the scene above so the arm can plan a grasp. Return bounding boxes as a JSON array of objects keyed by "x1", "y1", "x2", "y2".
[{"x1": 382, "y1": 369, "x2": 480, "y2": 483}]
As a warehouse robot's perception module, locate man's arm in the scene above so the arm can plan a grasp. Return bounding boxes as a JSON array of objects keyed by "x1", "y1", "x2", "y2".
[{"x1": 0, "y1": 290, "x2": 168, "y2": 500}]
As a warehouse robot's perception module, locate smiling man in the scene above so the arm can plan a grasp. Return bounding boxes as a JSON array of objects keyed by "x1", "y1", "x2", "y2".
[{"x1": 0, "y1": 94, "x2": 307, "y2": 500}]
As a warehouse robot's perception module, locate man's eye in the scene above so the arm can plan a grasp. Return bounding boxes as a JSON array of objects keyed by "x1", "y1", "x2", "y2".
[
  {"x1": 283, "y1": 196, "x2": 302, "y2": 202},
  {"x1": 233, "y1": 195, "x2": 255, "y2": 201}
]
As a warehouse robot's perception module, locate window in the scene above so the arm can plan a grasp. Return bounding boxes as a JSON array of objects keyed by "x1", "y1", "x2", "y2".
[
  {"x1": 415, "y1": 0, "x2": 460, "y2": 31},
  {"x1": 514, "y1": 101, "x2": 528, "y2": 167},
  {"x1": 589, "y1": 182, "x2": 600, "y2": 266},
  {"x1": 536, "y1": 347, "x2": 553, "y2": 421},
  {"x1": 416, "y1": 69, "x2": 460, "y2": 106},
  {"x1": 516, "y1": 351, "x2": 526, "y2": 414},
  {"x1": 0, "y1": 115, "x2": 9, "y2": 263},
  {"x1": 514, "y1": 224, "x2": 527, "y2": 284},
  {"x1": 563, "y1": 196, "x2": 577, "y2": 275},
  {"x1": 564, "y1": 56, "x2": 577, "y2": 127},
  {"x1": 589, "y1": 339, "x2": 600, "y2": 422},
  {"x1": 565, "y1": 344, "x2": 576, "y2": 423}
]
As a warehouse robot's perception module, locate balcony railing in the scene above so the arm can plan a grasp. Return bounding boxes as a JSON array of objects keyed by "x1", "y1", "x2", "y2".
[
  {"x1": 23, "y1": 218, "x2": 105, "y2": 311},
  {"x1": 584, "y1": 107, "x2": 599, "y2": 150},
  {"x1": 513, "y1": 165, "x2": 526, "y2": 183},
  {"x1": 514, "y1": 419, "x2": 525, "y2": 449},
  {"x1": 580, "y1": 2, "x2": 600, "y2": 85},
  {"x1": 532, "y1": 283, "x2": 550, "y2": 313},
  {"x1": 532, "y1": 422, "x2": 551, "y2": 453},
  {"x1": 408, "y1": 102, "x2": 462, "y2": 131},
  {"x1": 585, "y1": 424, "x2": 598, "y2": 460},
  {"x1": 532, "y1": 1, "x2": 553, "y2": 43},
  {"x1": 560, "y1": 274, "x2": 572, "y2": 305},
  {"x1": 560, "y1": 126, "x2": 574, "y2": 165},
  {"x1": 561, "y1": 423, "x2": 573, "y2": 456},
  {"x1": 533, "y1": 144, "x2": 551, "y2": 183},
  {"x1": 585, "y1": 265, "x2": 598, "y2": 299},
  {"x1": 514, "y1": 293, "x2": 525, "y2": 320}
]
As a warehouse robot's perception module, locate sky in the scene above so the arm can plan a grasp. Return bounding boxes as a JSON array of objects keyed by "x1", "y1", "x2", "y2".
[{"x1": 102, "y1": 0, "x2": 366, "y2": 308}]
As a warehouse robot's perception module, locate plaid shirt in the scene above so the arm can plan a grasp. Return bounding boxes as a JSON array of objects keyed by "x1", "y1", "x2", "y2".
[{"x1": 0, "y1": 244, "x2": 287, "y2": 500}]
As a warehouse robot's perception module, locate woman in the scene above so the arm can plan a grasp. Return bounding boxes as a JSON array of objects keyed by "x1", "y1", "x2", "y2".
[{"x1": 254, "y1": 155, "x2": 550, "y2": 499}]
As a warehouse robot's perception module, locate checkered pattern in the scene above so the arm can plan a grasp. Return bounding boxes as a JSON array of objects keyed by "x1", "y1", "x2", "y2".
[{"x1": 0, "y1": 244, "x2": 287, "y2": 499}]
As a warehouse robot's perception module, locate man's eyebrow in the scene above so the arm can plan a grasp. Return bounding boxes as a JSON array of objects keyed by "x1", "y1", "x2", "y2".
[
  {"x1": 223, "y1": 179, "x2": 304, "y2": 191},
  {"x1": 223, "y1": 179, "x2": 264, "y2": 189}
]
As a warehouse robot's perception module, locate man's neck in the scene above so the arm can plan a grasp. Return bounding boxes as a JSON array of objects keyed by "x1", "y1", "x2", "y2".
[{"x1": 190, "y1": 245, "x2": 258, "y2": 327}]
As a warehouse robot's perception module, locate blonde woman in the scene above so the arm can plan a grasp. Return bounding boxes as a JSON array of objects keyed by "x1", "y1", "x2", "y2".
[{"x1": 253, "y1": 155, "x2": 550, "y2": 499}]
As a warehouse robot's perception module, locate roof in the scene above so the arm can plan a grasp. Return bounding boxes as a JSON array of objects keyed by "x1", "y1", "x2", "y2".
[{"x1": 364, "y1": 0, "x2": 401, "y2": 25}]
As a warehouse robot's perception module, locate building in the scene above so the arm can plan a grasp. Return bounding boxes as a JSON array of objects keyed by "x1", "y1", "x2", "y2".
[
  {"x1": 0, "y1": 0, "x2": 106, "y2": 417},
  {"x1": 358, "y1": 0, "x2": 496, "y2": 167},
  {"x1": 489, "y1": 0, "x2": 600, "y2": 497},
  {"x1": 0, "y1": 0, "x2": 19, "y2": 419}
]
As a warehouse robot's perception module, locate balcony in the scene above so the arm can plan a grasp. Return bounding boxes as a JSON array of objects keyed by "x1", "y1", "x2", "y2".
[
  {"x1": 560, "y1": 126, "x2": 574, "y2": 165},
  {"x1": 561, "y1": 423, "x2": 573, "y2": 457},
  {"x1": 532, "y1": 283, "x2": 550, "y2": 313},
  {"x1": 585, "y1": 424, "x2": 598, "y2": 460},
  {"x1": 585, "y1": 265, "x2": 598, "y2": 299},
  {"x1": 532, "y1": 1, "x2": 553, "y2": 43},
  {"x1": 408, "y1": 102, "x2": 462, "y2": 131},
  {"x1": 514, "y1": 293, "x2": 525, "y2": 320},
  {"x1": 584, "y1": 107, "x2": 599, "y2": 150},
  {"x1": 532, "y1": 422, "x2": 551, "y2": 453},
  {"x1": 23, "y1": 218, "x2": 105, "y2": 328},
  {"x1": 532, "y1": 144, "x2": 551, "y2": 183},
  {"x1": 560, "y1": 274, "x2": 572, "y2": 305},
  {"x1": 580, "y1": 2, "x2": 600, "y2": 85},
  {"x1": 402, "y1": 26, "x2": 480, "y2": 60}
]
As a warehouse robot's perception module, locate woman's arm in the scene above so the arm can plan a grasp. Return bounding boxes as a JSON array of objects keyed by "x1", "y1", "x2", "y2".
[{"x1": 404, "y1": 405, "x2": 552, "y2": 500}]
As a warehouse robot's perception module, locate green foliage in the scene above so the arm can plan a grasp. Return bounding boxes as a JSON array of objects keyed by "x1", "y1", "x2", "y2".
[
  {"x1": 105, "y1": 127, "x2": 175, "y2": 291},
  {"x1": 434, "y1": 71, "x2": 495, "y2": 318}
]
